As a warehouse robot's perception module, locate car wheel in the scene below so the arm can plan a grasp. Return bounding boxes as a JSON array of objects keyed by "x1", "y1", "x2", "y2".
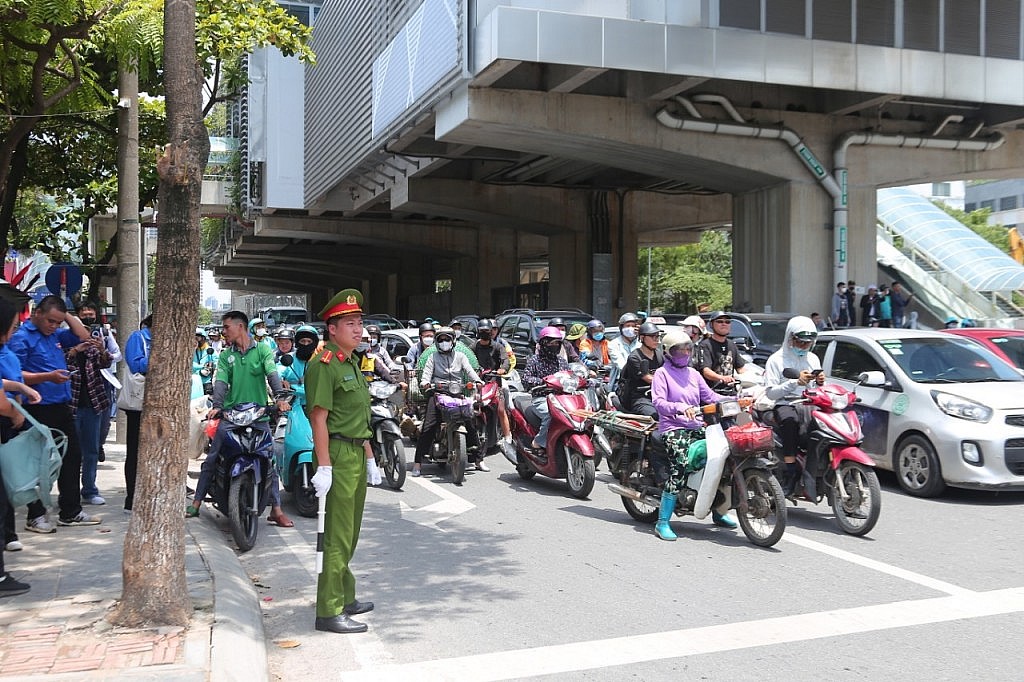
[{"x1": 894, "y1": 435, "x2": 946, "y2": 497}]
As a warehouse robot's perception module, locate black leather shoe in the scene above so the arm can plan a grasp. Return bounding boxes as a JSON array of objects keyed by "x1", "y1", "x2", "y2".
[
  {"x1": 314, "y1": 614, "x2": 367, "y2": 634},
  {"x1": 343, "y1": 600, "x2": 374, "y2": 615}
]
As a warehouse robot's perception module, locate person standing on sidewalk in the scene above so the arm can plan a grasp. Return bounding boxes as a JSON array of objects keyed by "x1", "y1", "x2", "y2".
[
  {"x1": 307, "y1": 289, "x2": 374, "y2": 634},
  {"x1": 7, "y1": 295, "x2": 100, "y2": 531},
  {"x1": 64, "y1": 307, "x2": 112, "y2": 506},
  {"x1": 122, "y1": 314, "x2": 152, "y2": 512}
]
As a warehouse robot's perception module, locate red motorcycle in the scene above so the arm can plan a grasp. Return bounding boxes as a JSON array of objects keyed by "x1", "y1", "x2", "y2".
[
  {"x1": 507, "y1": 364, "x2": 597, "y2": 499},
  {"x1": 759, "y1": 369, "x2": 881, "y2": 536},
  {"x1": 474, "y1": 370, "x2": 503, "y2": 456}
]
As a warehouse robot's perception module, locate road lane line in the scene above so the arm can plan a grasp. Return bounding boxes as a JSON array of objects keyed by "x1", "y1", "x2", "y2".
[
  {"x1": 342, "y1": 587, "x2": 1024, "y2": 681},
  {"x1": 400, "y1": 475, "x2": 477, "y2": 531},
  {"x1": 783, "y1": 532, "x2": 973, "y2": 595}
]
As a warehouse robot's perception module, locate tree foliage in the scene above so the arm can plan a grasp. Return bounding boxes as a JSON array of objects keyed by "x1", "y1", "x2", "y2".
[
  {"x1": 934, "y1": 201, "x2": 1011, "y2": 254},
  {"x1": 638, "y1": 231, "x2": 733, "y2": 314}
]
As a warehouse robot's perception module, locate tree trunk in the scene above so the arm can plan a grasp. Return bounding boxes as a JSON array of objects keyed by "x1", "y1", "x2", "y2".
[{"x1": 110, "y1": 0, "x2": 210, "y2": 628}]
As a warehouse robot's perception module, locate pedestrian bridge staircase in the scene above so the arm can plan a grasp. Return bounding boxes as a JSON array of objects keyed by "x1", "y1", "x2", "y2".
[{"x1": 876, "y1": 187, "x2": 1024, "y2": 328}]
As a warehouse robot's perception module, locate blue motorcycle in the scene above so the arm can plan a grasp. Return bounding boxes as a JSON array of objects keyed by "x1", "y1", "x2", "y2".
[{"x1": 274, "y1": 355, "x2": 318, "y2": 517}]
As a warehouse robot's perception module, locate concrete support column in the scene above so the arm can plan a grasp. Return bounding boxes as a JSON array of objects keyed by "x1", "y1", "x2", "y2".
[
  {"x1": 450, "y1": 255, "x2": 479, "y2": 315},
  {"x1": 845, "y1": 185, "x2": 879, "y2": 293},
  {"x1": 733, "y1": 181, "x2": 832, "y2": 315},
  {"x1": 548, "y1": 231, "x2": 592, "y2": 312},
  {"x1": 614, "y1": 193, "x2": 639, "y2": 317}
]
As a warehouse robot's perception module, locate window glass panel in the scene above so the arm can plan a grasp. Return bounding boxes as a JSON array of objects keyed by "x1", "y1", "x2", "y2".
[
  {"x1": 766, "y1": 0, "x2": 805, "y2": 36},
  {"x1": 986, "y1": 0, "x2": 1020, "y2": 58},
  {"x1": 721, "y1": 0, "x2": 761, "y2": 30},
  {"x1": 831, "y1": 341, "x2": 884, "y2": 381},
  {"x1": 903, "y1": 0, "x2": 939, "y2": 51},
  {"x1": 1000, "y1": 196, "x2": 1018, "y2": 211},
  {"x1": 945, "y1": 0, "x2": 981, "y2": 55},
  {"x1": 813, "y1": 0, "x2": 852, "y2": 41},
  {"x1": 857, "y1": 0, "x2": 895, "y2": 47}
]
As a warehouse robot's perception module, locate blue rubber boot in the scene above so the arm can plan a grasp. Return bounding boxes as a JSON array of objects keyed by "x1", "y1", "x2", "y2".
[
  {"x1": 712, "y1": 510, "x2": 738, "y2": 528},
  {"x1": 654, "y1": 491, "x2": 678, "y2": 541}
]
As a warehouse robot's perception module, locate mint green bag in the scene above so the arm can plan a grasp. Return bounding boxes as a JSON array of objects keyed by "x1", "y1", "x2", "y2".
[{"x1": 0, "y1": 403, "x2": 67, "y2": 508}]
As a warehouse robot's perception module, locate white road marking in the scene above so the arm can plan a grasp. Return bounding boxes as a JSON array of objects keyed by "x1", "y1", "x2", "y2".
[
  {"x1": 783, "y1": 532, "x2": 974, "y2": 595},
  {"x1": 399, "y1": 475, "x2": 476, "y2": 530},
  {"x1": 342, "y1": 587, "x2": 1024, "y2": 681}
]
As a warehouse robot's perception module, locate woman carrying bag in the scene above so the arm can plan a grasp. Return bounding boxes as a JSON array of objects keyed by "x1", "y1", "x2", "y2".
[{"x1": 122, "y1": 314, "x2": 152, "y2": 512}]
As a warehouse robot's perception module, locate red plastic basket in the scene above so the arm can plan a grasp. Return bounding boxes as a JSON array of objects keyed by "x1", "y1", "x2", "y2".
[{"x1": 725, "y1": 423, "x2": 774, "y2": 454}]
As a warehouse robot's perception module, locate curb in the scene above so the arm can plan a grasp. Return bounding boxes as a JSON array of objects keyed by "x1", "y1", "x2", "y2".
[{"x1": 187, "y1": 516, "x2": 269, "y2": 682}]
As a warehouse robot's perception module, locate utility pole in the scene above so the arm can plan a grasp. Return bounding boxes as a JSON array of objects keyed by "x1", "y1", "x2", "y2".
[{"x1": 116, "y1": 67, "x2": 141, "y2": 444}]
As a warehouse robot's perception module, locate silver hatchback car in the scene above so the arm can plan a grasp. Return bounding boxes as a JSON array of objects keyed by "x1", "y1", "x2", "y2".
[{"x1": 813, "y1": 328, "x2": 1024, "y2": 497}]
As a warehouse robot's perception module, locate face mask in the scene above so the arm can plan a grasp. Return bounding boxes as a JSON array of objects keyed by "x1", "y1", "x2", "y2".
[
  {"x1": 80, "y1": 317, "x2": 97, "y2": 326},
  {"x1": 296, "y1": 345, "x2": 315, "y2": 361},
  {"x1": 592, "y1": 332, "x2": 604, "y2": 342},
  {"x1": 793, "y1": 348, "x2": 808, "y2": 358},
  {"x1": 438, "y1": 340, "x2": 454, "y2": 352},
  {"x1": 356, "y1": 342, "x2": 370, "y2": 353},
  {"x1": 668, "y1": 354, "x2": 691, "y2": 368},
  {"x1": 421, "y1": 336, "x2": 434, "y2": 347},
  {"x1": 838, "y1": 287, "x2": 847, "y2": 294},
  {"x1": 256, "y1": 328, "x2": 267, "y2": 337},
  {"x1": 621, "y1": 327, "x2": 637, "y2": 340},
  {"x1": 370, "y1": 338, "x2": 379, "y2": 347},
  {"x1": 540, "y1": 341, "x2": 560, "y2": 356}
]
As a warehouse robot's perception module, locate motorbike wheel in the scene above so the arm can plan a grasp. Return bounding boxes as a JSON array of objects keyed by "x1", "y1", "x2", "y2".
[
  {"x1": 381, "y1": 435, "x2": 407, "y2": 490},
  {"x1": 564, "y1": 446, "x2": 595, "y2": 499},
  {"x1": 831, "y1": 462, "x2": 881, "y2": 536},
  {"x1": 228, "y1": 471, "x2": 259, "y2": 552},
  {"x1": 515, "y1": 453, "x2": 536, "y2": 480},
  {"x1": 736, "y1": 469, "x2": 786, "y2": 548},
  {"x1": 450, "y1": 432, "x2": 467, "y2": 485},
  {"x1": 292, "y1": 462, "x2": 318, "y2": 518},
  {"x1": 621, "y1": 460, "x2": 658, "y2": 524}
]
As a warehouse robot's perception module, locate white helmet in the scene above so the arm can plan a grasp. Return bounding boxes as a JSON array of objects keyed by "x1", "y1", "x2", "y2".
[{"x1": 680, "y1": 315, "x2": 705, "y2": 334}]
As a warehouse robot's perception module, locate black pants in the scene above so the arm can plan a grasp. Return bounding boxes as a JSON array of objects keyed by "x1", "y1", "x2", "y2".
[
  {"x1": 625, "y1": 397, "x2": 658, "y2": 420},
  {"x1": 414, "y1": 396, "x2": 481, "y2": 463},
  {"x1": 23, "y1": 403, "x2": 82, "y2": 522},
  {"x1": 772, "y1": 404, "x2": 811, "y2": 458},
  {"x1": 124, "y1": 409, "x2": 141, "y2": 511}
]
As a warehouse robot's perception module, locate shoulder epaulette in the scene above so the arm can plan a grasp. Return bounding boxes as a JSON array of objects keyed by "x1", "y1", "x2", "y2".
[{"x1": 320, "y1": 350, "x2": 333, "y2": 364}]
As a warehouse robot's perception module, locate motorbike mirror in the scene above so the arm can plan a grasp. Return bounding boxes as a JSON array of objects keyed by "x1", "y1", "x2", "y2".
[
  {"x1": 782, "y1": 367, "x2": 801, "y2": 379},
  {"x1": 280, "y1": 354, "x2": 294, "y2": 367}
]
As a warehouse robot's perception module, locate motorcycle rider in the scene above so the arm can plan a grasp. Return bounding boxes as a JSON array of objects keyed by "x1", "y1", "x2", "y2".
[
  {"x1": 193, "y1": 327, "x2": 218, "y2": 394},
  {"x1": 471, "y1": 320, "x2": 514, "y2": 459},
  {"x1": 449, "y1": 319, "x2": 472, "y2": 348},
  {"x1": 207, "y1": 327, "x2": 223, "y2": 352},
  {"x1": 273, "y1": 327, "x2": 295, "y2": 362},
  {"x1": 680, "y1": 315, "x2": 706, "y2": 367},
  {"x1": 408, "y1": 322, "x2": 436, "y2": 368},
  {"x1": 579, "y1": 320, "x2": 610, "y2": 370},
  {"x1": 486, "y1": 319, "x2": 518, "y2": 370},
  {"x1": 696, "y1": 311, "x2": 749, "y2": 396},
  {"x1": 521, "y1": 326, "x2": 571, "y2": 452},
  {"x1": 355, "y1": 328, "x2": 402, "y2": 387},
  {"x1": 279, "y1": 325, "x2": 320, "y2": 405},
  {"x1": 187, "y1": 310, "x2": 293, "y2": 527},
  {"x1": 565, "y1": 323, "x2": 587, "y2": 357},
  {"x1": 608, "y1": 312, "x2": 641, "y2": 391},
  {"x1": 650, "y1": 329, "x2": 736, "y2": 541},
  {"x1": 412, "y1": 327, "x2": 485, "y2": 476},
  {"x1": 365, "y1": 324, "x2": 401, "y2": 376},
  {"x1": 616, "y1": 321, "x2": 663, "y2": 419},
  {"x1": 762, "y1": 315, "x2": 825, "y2": 495},
  {"x1": 546, "y1": 317, "x2": 580, "y2": 362}
]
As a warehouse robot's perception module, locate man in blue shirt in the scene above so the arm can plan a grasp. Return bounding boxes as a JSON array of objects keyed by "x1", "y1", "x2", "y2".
[{"x1": 8, "y1": 295, "x2": 99, "y2": 532}]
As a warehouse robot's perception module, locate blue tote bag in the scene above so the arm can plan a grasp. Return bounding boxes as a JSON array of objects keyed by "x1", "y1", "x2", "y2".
[{"x1": 0, "y1": 402, "x2": 67, "y2": 508}]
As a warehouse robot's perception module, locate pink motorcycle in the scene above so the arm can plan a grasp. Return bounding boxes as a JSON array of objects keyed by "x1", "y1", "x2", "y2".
[
  {"x1": 507, "y1": 364, "x2": 597, "y2": 499},
  {"x1": 759, "y1": 369, "x2": 881, "y2": 536}
]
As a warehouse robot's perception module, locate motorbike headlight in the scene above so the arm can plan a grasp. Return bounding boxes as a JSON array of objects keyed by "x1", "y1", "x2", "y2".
[
  {"x1": 718, "y1": 400, "x2": 742, "y2": 418},
  {"x1": 229, "y1": 405, "x2": 263, "y2": 426},
  {"x1": 931, "y1": 391, "x2": 993, "y2": 423},
  {"x1": 558, "y1": 373, "x2": 578, "y2": 392},
  {"x1": 569, "y1": 362, "x2": 589, "y2": 379},
  {"x1": 369, "y1": 381, "x2": 398, "y2": 399}
]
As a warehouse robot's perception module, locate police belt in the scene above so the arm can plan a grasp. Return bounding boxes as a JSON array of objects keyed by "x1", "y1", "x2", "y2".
[{"x1": 329, "y1": 433, "x2": 368, "y2": 446}]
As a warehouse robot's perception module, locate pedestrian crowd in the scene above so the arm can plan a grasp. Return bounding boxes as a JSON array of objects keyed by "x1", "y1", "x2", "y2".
[{"x1": 829, "y1": 279, "x2": 916, "y2": 329}]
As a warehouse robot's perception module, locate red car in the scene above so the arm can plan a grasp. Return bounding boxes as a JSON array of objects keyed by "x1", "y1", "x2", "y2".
[{"x1": 941, "y1": 328, "x2": 1024, "y2": 370}]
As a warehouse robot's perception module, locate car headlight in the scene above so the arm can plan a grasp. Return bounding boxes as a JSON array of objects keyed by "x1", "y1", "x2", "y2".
[{"x1": 931, "y1": 391, "x2": 993, "y2": 423}]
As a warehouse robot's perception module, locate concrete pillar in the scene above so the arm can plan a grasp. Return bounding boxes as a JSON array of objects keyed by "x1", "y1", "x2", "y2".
[
  {"x1": 614, "y1": 192, "x2": 640, "y2": 318},
  {"x1": 548, "y1": 231, "x2": 592, "y2": 312},
  {"x1": 450, "y1": 255, "x2": 478, "y2": 315},
  {"x1": 845, "y1": 185, "x2": 880, "y2": 294},
  {"x1": 733, "y1": 181, "x2": 833, "y2": 316}
]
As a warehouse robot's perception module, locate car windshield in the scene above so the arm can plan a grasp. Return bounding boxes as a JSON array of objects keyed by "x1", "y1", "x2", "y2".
[
  {"x1": 533, "y1": 315, "x2": 592, "y2": 333},
  {"x1": 749, "y1": 320, "x2": 788, "y2": 347},
  {"x1": 985, "y1": 335, "x2": 1024, "y2": 369},
  {"x1": 878, "y1": 336, "x2": 1024, "y2": 383}
]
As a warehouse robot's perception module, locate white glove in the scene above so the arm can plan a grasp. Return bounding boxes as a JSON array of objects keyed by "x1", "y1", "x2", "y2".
[
  {"x1": 367, "y1": 458, "x2": 382, "y2": 486},
  {"x1": 311, "y1": 466, "x2": 333, "y2": 498}
]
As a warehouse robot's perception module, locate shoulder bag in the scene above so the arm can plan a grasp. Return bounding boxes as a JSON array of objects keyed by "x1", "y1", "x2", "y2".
[{"x1": 0, "y1": 403, "x2": 67, "y2": 508}]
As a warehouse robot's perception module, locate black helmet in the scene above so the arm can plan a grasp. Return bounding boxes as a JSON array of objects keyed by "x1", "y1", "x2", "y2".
[
  {"x1": 418, "y1": 322, "x2": 435, "y2": 335},
  {"x1": 638, "y1": 321, "x2": 660, "y2": 336},
  {"x1": 365, "y1": 324, "x2": 381, "y2": 338},
  {"x1": 709, "y1": 310, "x2": 731, "y2": 322},
  {"x1": 548, "y1": 317, "x2": 565, "y2": 327},
  {"x1": 476, "y1": 319, "x2": 493, "y2": 338}
]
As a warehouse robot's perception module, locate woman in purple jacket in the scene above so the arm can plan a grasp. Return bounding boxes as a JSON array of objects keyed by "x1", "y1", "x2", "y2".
[{"x1": 650, "y1": 329, "x2": 735, "y2": 540}]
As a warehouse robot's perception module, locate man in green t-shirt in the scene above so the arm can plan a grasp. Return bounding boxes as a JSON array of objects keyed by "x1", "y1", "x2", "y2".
[
  {"x1": 307, "y1": 289, "x2": 374, "y2": 634},
  {"x1": 187, "y1": 310, "x2": 293, "y2": 526}
]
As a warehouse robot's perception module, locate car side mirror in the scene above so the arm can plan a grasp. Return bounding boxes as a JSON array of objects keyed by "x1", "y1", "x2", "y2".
[{"x1": 857, "y1": 370, "x2": 886, "y2": 387}]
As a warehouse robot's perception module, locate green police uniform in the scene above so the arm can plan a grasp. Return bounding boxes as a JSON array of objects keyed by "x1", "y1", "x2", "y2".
[{"x1": 306, "y1": 339, "x2": 373, "y2": 618}]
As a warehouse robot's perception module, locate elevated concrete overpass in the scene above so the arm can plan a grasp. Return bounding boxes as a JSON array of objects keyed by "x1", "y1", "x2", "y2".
[{"x1": 210, "y1": 1, "x2": 1024, "y2": 320}]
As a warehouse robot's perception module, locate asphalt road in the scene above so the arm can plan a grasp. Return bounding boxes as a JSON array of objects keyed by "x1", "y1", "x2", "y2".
[{"x1": 229, "y1": 444, "x2": 1024, "y2": 681}]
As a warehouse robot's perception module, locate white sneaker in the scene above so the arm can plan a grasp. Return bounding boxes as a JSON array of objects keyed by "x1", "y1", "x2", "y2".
[
  {"x1": 475, "y1": 460, "x2": 490, "y2": 472},
  {"x1": 84, "y1": 496, "x2": 106, "y2": 505},
  {"x1": 5, "y1": 540, "x2": 23, "y2": 551},
  {"x1": 57, "y1": 512, "x2": 102, "y2": 526},
  {"x1": 26, "y1": 516, "x2": 56, "y2": 534}
]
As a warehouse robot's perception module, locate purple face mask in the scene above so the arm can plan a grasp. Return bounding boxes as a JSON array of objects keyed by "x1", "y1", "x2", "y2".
[{"x1": 667, "y1": 351, "x2": 691, "y2": 368}]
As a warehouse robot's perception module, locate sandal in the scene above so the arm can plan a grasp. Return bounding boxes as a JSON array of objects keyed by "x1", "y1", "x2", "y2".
[
  {"x1": 268, "y1": 513, "x2": 294, "y2": 528},
  {"x1": 185, "y1": 505, "x2": 200, "y2": 518}
]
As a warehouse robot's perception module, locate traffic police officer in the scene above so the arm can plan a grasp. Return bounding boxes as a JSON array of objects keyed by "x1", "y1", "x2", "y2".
[{"x1": 307, "y1": 289, "x2": 374, "y2": 634}]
